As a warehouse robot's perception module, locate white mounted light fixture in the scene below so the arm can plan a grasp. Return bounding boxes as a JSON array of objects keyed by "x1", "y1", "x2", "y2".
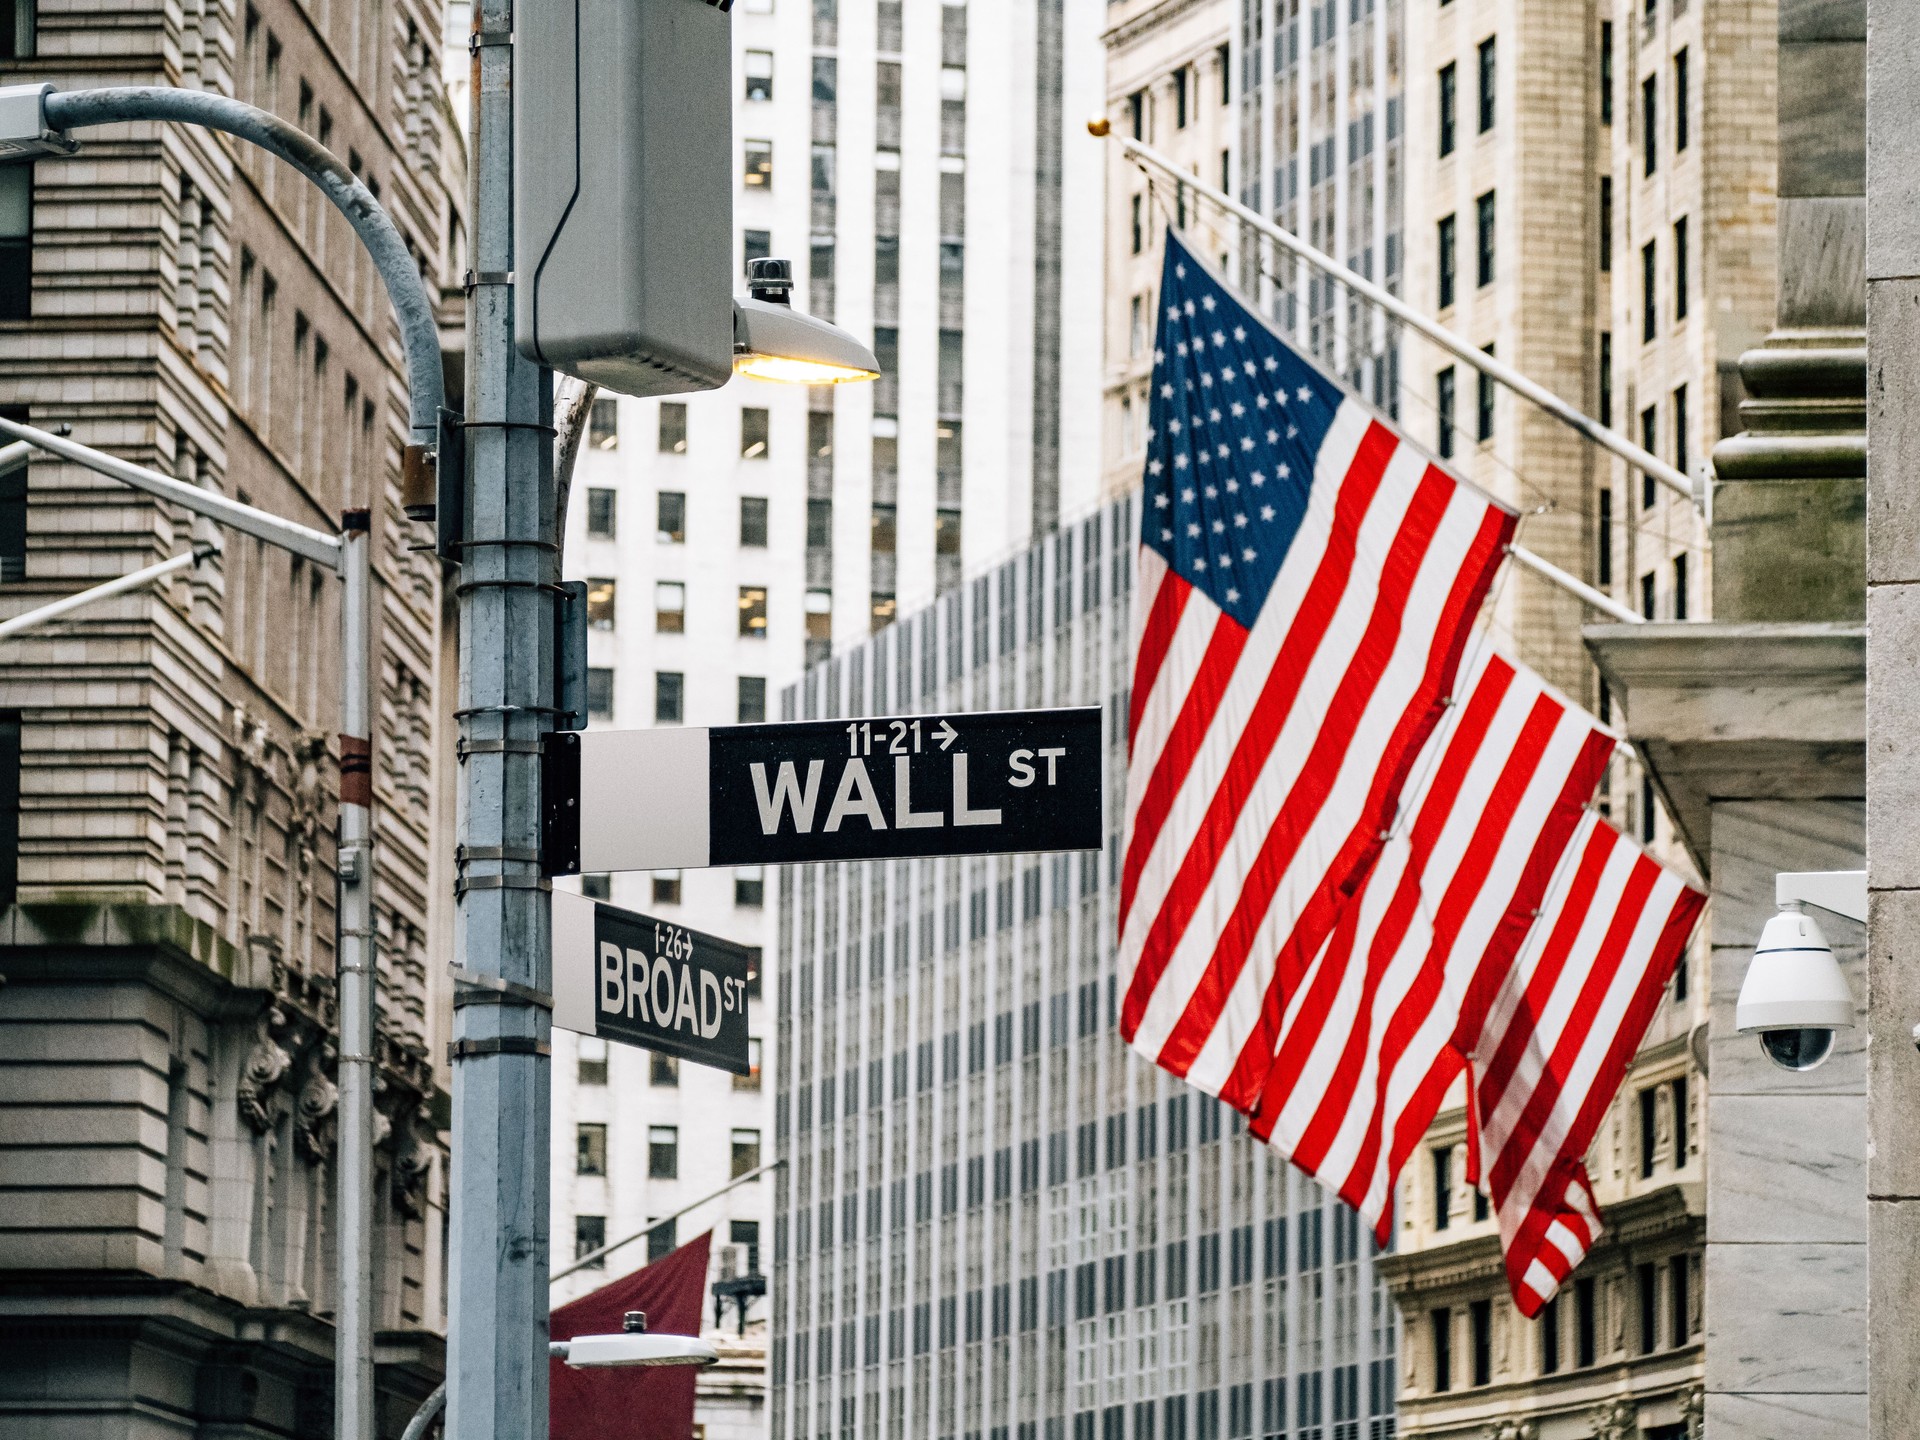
[
  {"x1": 1736, "y1": 870, "x2": 1864, "y2": 1072},
  {"x1": 732, "y1": 259, "x2": 881, "y2": 386},
  {"x1": 550, "y1": 1311, "x2": 719, "y2": 1369}
]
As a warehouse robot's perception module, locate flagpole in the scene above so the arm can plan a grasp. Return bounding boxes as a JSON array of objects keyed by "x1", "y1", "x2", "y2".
[{"x1": 1095, "y1": 124, "x2": 1701, "y2": 513}]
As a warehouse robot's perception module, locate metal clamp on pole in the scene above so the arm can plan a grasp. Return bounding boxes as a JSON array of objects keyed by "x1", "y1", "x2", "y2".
[
  {"x1": 448, "y1": 964, "x2": 555, "y2": 1012},
  {"x1": 448, "y1": 1036, "x2": 552, "y2": 1062}
]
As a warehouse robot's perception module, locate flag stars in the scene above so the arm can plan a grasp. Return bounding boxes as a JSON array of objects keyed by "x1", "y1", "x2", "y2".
[
  {"x1": 1296, "y1": 385, "x2": 1312, "y2": 403},
  {"x1": 1241, "y1": 547, "x2": 1257, "y2": 563},
  {"x1": 1154, "y1": 492, "x2": 1170, "y2": 508},
  {"x1": 1174, "y1": 454, "x2": 1190, "y2": 470},
  {"x1": 1181, "y1": 487, "x2": 1196, "y2": 502},
  {"x1": 1212, "y1": 519, "x2": 1226, "y2": 534},
  {"x1": 1266, "y1": 429, "x2": 1280, "y2": 444},
  {"x1": 1187, "y1": 522, "x2": 1202, "y2": 537},
  {"x1": 1240, "y1": 437, "x2": 1256, "y2": 452},
  {"x1": 1255, "y1": 394, "x2": 1270, "y2": 410},
  {"x1": 1212, "y1": 330, "x2": 1227, "y2": 346},
  {"x1": 1160, "y1": 384, "x2": 1174, "y2": 399},
  {"x1": 1209, "y1": 408, "x2": 1223, "y2": 423},
  {"x1": 1200, "y1": 294, "x2": 1216, "y2": 311},
  {"x1": 1147, "y1": 459, "x2": 1164, "y2": 477},
  {"x1": 1233, "y1": 326, "x2": 1247, "y2": 342},
  {"x1": 1264, "y1": 356, "x2": 1279, "y2": 372},
  {"x1": 1230, "y1": 402, "x2": 1246, "y2": 418},
  {"x1": 1250, "y1": 471, "x2": 1266, "y2": 486},
  {"x1": 1225, "y1": 587, "x2": 1240, "y2": 602},
  {"x1": 1204, "y1": 484, "x2": 1219, "y2": 499},
  {"x1": 1260, "y1": 505, "x2": 1276, "y2": 521},
  {"x1": 1233, "y1": 513, "x2": 1248, "y2": 527},
  {"x1": 1225, "y1": 478, "x2": 1239, "y2": 494}
]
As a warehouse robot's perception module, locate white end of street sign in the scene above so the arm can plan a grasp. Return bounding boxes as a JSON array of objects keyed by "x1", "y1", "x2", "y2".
[
  {"x1": 576, "y1": 726, "x2": 711, "y2": 873},
  {"x1": 551, "y1": 889, "x2": 599, "y2": 1036}
]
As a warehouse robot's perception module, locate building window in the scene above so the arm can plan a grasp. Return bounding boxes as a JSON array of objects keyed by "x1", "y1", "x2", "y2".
[
  {"x1": 1641, "y1": 773, "x2": 1657, "y2": 844},
  {"x1": 1470, "y1": 1299, "x2": 1492, "y2": 1385},
  {"x1": 1642, "y1": 239, "x2": 1657, "y2": 342},
  {"x1": 735, "y1": 865, "x2": 766, "y2": 907},
  {"x1": 1540, "y1": 1294, "x2": 1561, "y2": 1375},
  {"x1": 806, "y1": 497, "x2": 833, "y2": 551},
  {"x1": 1127, "y1": 88, "x2": 1145, "y2": 139},
  {"x1": 1432, "y1": 1146, "x2": 1452, "y2": 1230},
  {"x1": 1670, "y1": 1255, "x2": 1691, "y2": 1346},
  {"x1": 935, "y1": 508, "x2": 962, "y2": 555},
  {"x1": 1575, "y1": 1277, "x2": 1598, "y2": 1367},
  {"x1": 0, "y1": 452, "x2": 23, "y2": 583},
  {"x1": 735, "y1": 1036, "x2": 763, "y2": 1091},
  {"x1": 587, "y1": 668, "x2": 613, "y2": 721},
  {"x1": 1173, "y1": 65, "x2": 1188, "y2": 129},
  {"x1": 744, "y1": 48, "x2": 774, "y2": 101},
  {"x1": 1438, "y1": 63, "x2": 1457, "y2": 156},
  {"x1": 0, "y1": 1, "x2": 35, "y2": 59},
  {"x1": 738, "y1": 676, "x2": 767, "y2": 722},
  {"x1": 577, "y1": 1034, "x2": 608, "y2": 1085},
  {"x1": 648, "y1": 1128, "x2": 679, "y2": 1182},
  {"x1": 732, "y1": 1219, "x2": 762, "y2": 1273},
  {"x1": 1475, "y1": 191, "x2": 1495, "y2": 286},
  {"x1": 739, "y1": 585, "x2": 768, "y2": 638},
  {"x1": 575, "y1": 1215, "x2": 607, "y2": 1266},
  {"x1": 1130, "y1": 294, "x2": 1146, "y2": 356},
  {"x1": 1599, "y1": 176, "x2": 1612, "y2": 271},
  {"x1": 1640, "y1": 571, "x2": 1656, "y2": 620},
  {"x1": 651, "y1": 1052, "x2": 679, "y2": 1087},
  {"x1": 1476, "y1": 36, "x2": 1496, "y2": 133},
  {"x1": 743, "y1": 228, "x2": 771, "y2": 279},
  {"x1": 1437, "y1": 213, "x2": 1457, "y2": 308},
  {"x1": 659, "y1": 402, "x2": 688, "y2": 454},
  {"x1": 657, "y1": 491, "x2": 686, "y2": 543},
  {"x1": 871, "y1": 502, "x2": 897, "y2": 554},
  {"x1": 1598, "y1": 486, "x2": 1613, "y2": 587},
  {"x1": 1436, "y1": 367, "x2": 1457, "y2": 458},
  {"x1": 580, "y1": 874, "x2": 611, "y2": 900},
  {"x1": 741, "y1": 408, "x2": 770, "y2": 458},
  {"x1": 805, "y1": 588, "x2": 831, "y2": 658},
  {"x1": 1642, "y1": 74, "x2": 1658, "y2": 174},
  {"x1": 1600, "y1": 21, "x2": 1613, "y2": 125},
  {"x1": 0, "y1": 166, "x2": 27, "y2": 321},
  {"x1": 1672, "y1": 1074, "x2": 1690, "y2": 1162},
  {"x1": 1641, "y1": 405, "x2": 1659, "y2": 508},
  {"x1": 655, "y1": 580, "x2": 685, "y2": 633},
  {"x1": 1673, "y1": 217, "x2": 1688, "y2": 320},
  {"x1": 740, "y1": 495, "x2": 769, "y2": 547},
  {"x1": 651, "y1": 869, "x2": 682, "y2": 907},
  {"x1": 577, "y1": 1122, "x2": 608, "y2": 1176},
  {"x1": 1599, "y1": 331, "x2": 1613, "y2": 426},
  {"x1": 1432, "y1": 1309, "x2": 1453, "y2": 1392},
  {"x1": 1674, "y1": 47, "x2": 1689, "y2": 151},
  {"x1": 1477, "y1": 348, "x2": 1496, "y2": 442},
  {"x1": 655, "y1": 671, "x2": 684, "y2": 724},
  {"x1": 588, "y1": 396, "x2": 618, "y2": 450},
  {"x1": 744, "y1": 137, "x2": 773, "y2": 188},
  {"x1": 1673, "y1": 383, "x2": 1689, "y2": 473},
  {"x1": 586, "y1": 487, "x2": 616, "y2": 539},
  {"x1": 586, "y1": 577, "x2": 616, "y2": 630},
  {"x1": 646, "y1": 1218, "x2": 676, "y2": 1263},
  {"x1": 732, "y1": 1127, "x2": 762, "y2": 1178},
  {"x1": 1639, "y1": 1086, "x2": 1659, "y2": 1176},
  {"x1": 1131, "y1": 194, "x2": 1143, "y2": 254}
]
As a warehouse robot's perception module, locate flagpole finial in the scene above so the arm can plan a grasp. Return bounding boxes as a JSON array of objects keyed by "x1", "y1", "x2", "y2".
[{"x1": 1087, "y1": 116, "x2": 1111, "y2": 137}]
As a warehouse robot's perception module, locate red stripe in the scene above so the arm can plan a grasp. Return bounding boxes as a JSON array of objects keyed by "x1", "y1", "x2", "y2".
[
  {"x1": 1118, "y1": 421, "x2": 1399, "y2": 1040},
  {"x1": 1211, "y1": 498, "x2": 1516, "y2": 1106},
  {"x1": 1144, "y1": 453, "x2": 1453, "y2": 1074},
  {"x1": 1128, "y1": 562, "x2": 1192, "y2": 748}
]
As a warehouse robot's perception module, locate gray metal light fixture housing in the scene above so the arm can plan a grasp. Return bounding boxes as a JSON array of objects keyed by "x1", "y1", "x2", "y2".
[
  {"x1": 549, "y1": 1310, "x2": 719, "y2": 1369},
  {"x1": 732, "y1": 259, "x2": 880, "y2": 386},
  {"x1": 0, "y1": 83, "x2": 77, "y2": 159}
]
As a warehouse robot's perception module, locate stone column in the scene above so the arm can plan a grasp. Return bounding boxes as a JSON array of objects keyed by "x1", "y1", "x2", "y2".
[{"x1": 1863, "y1": 0, "x2": 1920, "y2": 1430}]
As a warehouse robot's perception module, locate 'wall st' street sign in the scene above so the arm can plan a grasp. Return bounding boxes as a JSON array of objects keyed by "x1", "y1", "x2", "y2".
[
  {"x1": 551, "y1": 890, "x2": 752, "y2": 1075},
  {"x1": 542, "y1": 707, "x2": 1103, "y2": 873}
]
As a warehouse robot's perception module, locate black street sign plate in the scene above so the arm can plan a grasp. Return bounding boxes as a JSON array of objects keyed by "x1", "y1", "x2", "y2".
[
  {"x1": 543, "y1": 706, "x2": 1104, "y2": 873},
  {"x1": 551, "y1": 891, "x2": 752, "y2": 1075}
]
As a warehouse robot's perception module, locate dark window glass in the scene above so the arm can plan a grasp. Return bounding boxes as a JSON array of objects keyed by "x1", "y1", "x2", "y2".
[
  {"x1": 1432, "y1": 1308, "x2": 1453, "y2": 1392},
  {"x1": 1674, "y1": 217, "x2": 1688, "y2": 320},
  {"x1": 1642, "y1": 240, "x2": 1658, "y2": 342},
  {"x1": 576, "y1": 1123, "x2": 607, "y2": 1175},
  {"x1": 0, "y1": 2, "x2": 37, "y2": 60},
  {"x1": 588, "y1": 397, "x2": 618, "y2": 449},
  {"x1": 1674, "y1": 383, "x2": 1689, "y2": 473},
  {"x1": 655, "y1": 671, "x2": 684, "y2": 724},
  {"x1": 1599, "y1": 176, "x2": 1613, "y2": 271},
  {"x1": 580, "y1": 874, "x2": 611, "y2": 901},
  {"x1": 586, "y1": 487, "x2": 616, "y2": 539},
  {"x1": 739, "y1": 585, "x2": 768, "y2": 639},
  {"x1": 1642, "y1": 405, "x2": 1659, "y2": 507},
  {"x1": 1437, "y1": 367, "x2": 1456, "y2": 459},
  {"x1": 1540, "y1": 1295, "x2": 1561, "y2": 1375},
  {"x1": 1642, "y1": 74, "x2": 1658, "y2": 174},
  {"x1": 1598, "y1": 486, "x2": 1613, "y2": 587},
  {"x1": 1600, "y1": 22, "x2": 1613, "y2": 124},
  {"x1": 651, "y1": 1052, "x2": 679, "y2": 1087},
  {"x1": 1672, "y1": 1074, "x2": 1690, "y2": 1161},
  {"x1": 1174, "y1": 65, "x2": 1188, "y2": 129},
  {"x1": 1599, "y1": 331, "x2": 1613, "y2": 426},
  {"x1": 1438, "y1": 64, "x2": 1457, "y2": 157},
  {"x1": 740, "y1": 495, "x2": 769, "y2": 547},
  {"x1": 735, "y1": 865, "x2": 765, "y2": 907},
  {"x1": 1640, "y1": 571, "x2": 1657, "y2": 620},
  {"x1": 1576, "y1": 1277, "x2": 1597, "y2": 1367},
  {"x1": 742, "y1": 408, "x2": 770, "y2": 459},
  {"x1": 1475, "y1": 191, "x2": 1495, "y2": 287},
  {"x1": 1670, "y1": 1255, "x2": 1690, "y2": 1346},
  {"x1": 657, "y1": 490, "x2": 686, "y2": 542},
  {"x1": 1674, "y1": 47, "x2": 1689, "y2": 151},
  {"x1": 1471, "y1": 1299, "x2": 1492, "y2": 1385},
  {"x1": 586, "y1": 668, "x2": 613, "y2": 720},
  {"x1": 743, "y1": 227, "x2": 772, "y2": 277},
  {"x1": 935, "y1": 508, "x2": 961, "y2": 556},
  {"x1": 807, "y1": 498, "x2": 833, "y2": 550},
  {"x1": 576, "y1": 1034, "x2": 608, "y2": 1083},
  {"x1": 744, "y1": 137, "x2": 773, "y2": 189},
  {"x1": 1477, "y1": 347, "x2": 1496, "y2": 441},
  {"x1": 658, "y1": 402, "x2": 687, "y2": 454},
  {"x1": 732, "y1": 1128, "x2": 761, "y2": 1178},
  {"x1": 744, "y1": 49, "x2": 773, "y2": 102},
  {"x1": 871, "y1": 503, "x2": 897, "y2": 554},
  {"x1": 1432, "y1": 1147, "x2": 1452, "y2": 1230},
  {"x1": 646, "y1": 1218, "x2": 676, "y2": 1263},
  {"x1": 1476, "y1": 37, "x2": 1496, "y2": 133},
  {"x1": 0, "y1": 710, "x2": 17, "y2": 910},
  {"x1": 738, "y1": 676, "x2": 767, "y2": 722},
  {"x1": 1437, "y1": 214, "x2": 1457, "y2": 308},
  {"x1": 586, "y1": 577, "x2": 615, "y2": 630},
  {"x1": 575, "y1": 1215, "x2": 607, "y2": 1266},
  {"x1": 652, "y1": 871, "x2": 681, "y2": 907},
  {"x1": 0, "y1": 166, "x2": 29, "y2": 320},
  {"x1": 1638, "y1": 1261, "x2": 1658, "y2": 1354}
]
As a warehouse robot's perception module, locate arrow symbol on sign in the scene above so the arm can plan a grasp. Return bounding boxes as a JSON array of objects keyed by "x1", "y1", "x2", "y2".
[{"x1": 933, "y1": 720, "x2": 958, "y2": 751}]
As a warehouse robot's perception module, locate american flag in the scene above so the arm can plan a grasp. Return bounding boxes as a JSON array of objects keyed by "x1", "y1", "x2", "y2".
[
  {"x1": 1118, "y1": 229, "x2": 1706, "y2": 1313},
  {"x1": 1118, "y1": 232, "x2": 1515, "y2": 1099}
]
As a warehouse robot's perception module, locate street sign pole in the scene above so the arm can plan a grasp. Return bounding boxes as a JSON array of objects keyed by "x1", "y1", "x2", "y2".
[{"x1": 446, "y1": 0, "x2": 557, "y2": 1434}]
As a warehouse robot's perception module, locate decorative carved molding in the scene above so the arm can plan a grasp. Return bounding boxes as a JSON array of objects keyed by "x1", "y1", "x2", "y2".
[
  {"x1": 1679, "y1": 1384, "x2": 1704, "y2": 1440},
  {"x1": 293, "y1": 1042, "x2": 339, "y2": 1163},
  {"x1": 1489, "y1": 1420, "x2": 1537, "y2": 1440},
  {"x1": 1587, "y1": 1398, "x2": 1638, "y2": 1440},
  {"x1": 237, "y1": 1005, "x2": 293, "y2": 1134}
]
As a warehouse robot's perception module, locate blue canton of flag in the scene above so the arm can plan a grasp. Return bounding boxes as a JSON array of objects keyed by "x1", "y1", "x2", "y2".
[{"x1": 1142, "y1": 232, "x2": 1345, "y2": 629}]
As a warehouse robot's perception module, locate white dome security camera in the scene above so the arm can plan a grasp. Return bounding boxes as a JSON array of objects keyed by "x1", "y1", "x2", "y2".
[{"x1": 1736, "y1": 906, "x2": 1854, "y2": 1072}]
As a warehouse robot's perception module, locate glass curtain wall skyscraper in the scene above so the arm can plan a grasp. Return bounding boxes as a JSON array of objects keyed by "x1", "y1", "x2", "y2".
[{"x1": 770, "y1": 496, "x2": 1398, "y2": 1440}]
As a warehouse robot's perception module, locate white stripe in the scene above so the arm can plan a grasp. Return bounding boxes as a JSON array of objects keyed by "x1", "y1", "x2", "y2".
[{"x1": 1137, "y1": 473, "x2": 1492, "y2": 1080}]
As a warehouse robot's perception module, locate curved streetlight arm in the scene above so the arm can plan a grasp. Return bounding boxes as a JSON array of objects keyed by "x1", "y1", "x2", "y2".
[{"x1": 34, "y1": 85, "x2": 445, "y2": 450}]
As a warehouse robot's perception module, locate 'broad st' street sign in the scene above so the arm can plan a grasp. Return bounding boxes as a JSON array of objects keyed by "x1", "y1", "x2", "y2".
[
  {"x1": 542, "y1": 706, "x2": 1103, "y2": 873},
  {"x1": 551, "y1": 890, "x2": 753, "y2": 1075}
]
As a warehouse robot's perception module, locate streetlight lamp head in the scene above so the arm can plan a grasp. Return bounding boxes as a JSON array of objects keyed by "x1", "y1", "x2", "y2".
[
  {"x1": 550, "y1": 1331, "x2": 719, "y2": 1369},
  {"x1": 732, "y1": 265, "x2": 881, "y2": 385}
]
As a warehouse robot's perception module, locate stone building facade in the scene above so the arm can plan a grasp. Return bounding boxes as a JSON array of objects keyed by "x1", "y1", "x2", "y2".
[{"x1": 0, "y1": 0, "x2": 464, "y2": 1434}]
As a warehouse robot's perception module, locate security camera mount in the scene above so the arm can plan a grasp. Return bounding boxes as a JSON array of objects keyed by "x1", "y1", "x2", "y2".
[{"x1": 1774, "y1": 870, "x2": 1866, "y2": 924}]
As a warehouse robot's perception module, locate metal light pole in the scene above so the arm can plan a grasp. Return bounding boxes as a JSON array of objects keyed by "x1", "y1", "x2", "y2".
[{"x1": 444, "y1": 0, "x2": 557, "y2": 1435}]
